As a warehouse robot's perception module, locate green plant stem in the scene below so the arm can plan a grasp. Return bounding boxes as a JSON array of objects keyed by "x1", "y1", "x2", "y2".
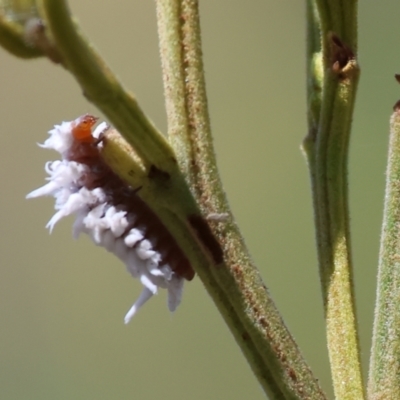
[
  {"x1": 156, "y1": 1, "x2": 327, "y2": 399},
  {"x1": 368, "y1": 106, "x2": 400, "y2": 400},
  {"x1": 38, "y1": 0, "x2": 178, "y2": 175},
  {"x1": 155, "y1": 0, "x2": 195, "y2": 188},
  {"x1": 312, "y1": 1, "x2": 358, "y2": 50},
  {"x1": 0, "y1": 12, "x2": 43, "y2": 58},
  {"x1": 303, "y1": 2, "x2": 364, "y2": 399}
]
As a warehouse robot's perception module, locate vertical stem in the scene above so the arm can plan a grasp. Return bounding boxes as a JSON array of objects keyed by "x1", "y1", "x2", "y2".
[
  {"x1": 368, "y1": 105, "x2": 400, "y2": 400},
  {"x1": 156, "y1": 1, "x2": 327, "y2": 399},
  {"x1": 304, "y1": 2, "x2": 364, "y2": 399},
  {"x1": 155, "y1": 1, "x2": 195, "y2": 186},
  {"x1": 156, "y1": 0, "x2": 218, "y2": 204}
]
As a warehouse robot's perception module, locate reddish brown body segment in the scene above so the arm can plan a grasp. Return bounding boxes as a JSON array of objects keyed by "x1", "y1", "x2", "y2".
[
  {"x1": 69, "y1": 115, "x2": 195, "y2": 281},
  {"x1": 71, "y1": 114, "x2": 98, "y2": 143}
]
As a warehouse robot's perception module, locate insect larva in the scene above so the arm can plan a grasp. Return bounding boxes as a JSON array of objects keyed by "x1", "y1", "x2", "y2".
[
  {"x1": 68, "y1": 115, "x2": 195, "y2": 281},
  {"x1": 28, "y1": 114, "x2": 194, "y2": 321}
]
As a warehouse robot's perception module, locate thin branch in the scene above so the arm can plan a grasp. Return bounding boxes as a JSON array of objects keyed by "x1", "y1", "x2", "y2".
[
  {"x1": 0, "y1": 12, "x2": 43, "y2": 58},
  {"x1": 155, "y1": 1, "x2": 195, "y2": 187},
  {"x1": 303, "y1": 1, "x2": 364, "y2": 399},
  {"x1": 368, "y1": 104, "x2": 400, "y2": 400}
]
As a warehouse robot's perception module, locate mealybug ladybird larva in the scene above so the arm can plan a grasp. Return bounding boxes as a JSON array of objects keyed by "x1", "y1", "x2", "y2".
[
  {"x1": 69, "y1": 115, "x2": 195, "y2": 281},
  {"x1": 28, "y1": 115, "x2": 194, "y2": 321}
]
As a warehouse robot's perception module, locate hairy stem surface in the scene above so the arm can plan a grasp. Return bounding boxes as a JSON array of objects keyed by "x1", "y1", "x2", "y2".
[
  {"x1": 368, "y1": 105, "x2": 400, "y2": 400},
  {"x1": 157, "y1": 1, "x2": 327, "y2": 399},
  {"x1": 303, "y1": 2, "x2": 364, "y2": 399}
]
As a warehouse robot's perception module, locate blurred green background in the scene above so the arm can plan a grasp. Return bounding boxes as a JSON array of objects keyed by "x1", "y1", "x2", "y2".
[{"x1": 0, "y1": 1, "x2": 398, "y2": 399}]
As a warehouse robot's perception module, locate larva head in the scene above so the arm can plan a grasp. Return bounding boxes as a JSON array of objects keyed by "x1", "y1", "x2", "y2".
[{"x1": 71, "y1": 114, "x2": 98, "y2": 143}]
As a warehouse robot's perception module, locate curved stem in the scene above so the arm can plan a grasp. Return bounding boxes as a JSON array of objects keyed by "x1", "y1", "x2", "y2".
[
  {"x1": 304, "y1": 2, "x2": 364, "y2": 399},
  {"x1": 157, "y1": 1, "x2": 327, "y2": 399},
  {"x1": 0, "y1": 12, "x2": 43, "y2": 58},
  {"x1": 39, "y1": 0, "x2": 177, "y2": 174},
  {"x1": 368, "y1": 105, "x2": 400, "y2": 400}
]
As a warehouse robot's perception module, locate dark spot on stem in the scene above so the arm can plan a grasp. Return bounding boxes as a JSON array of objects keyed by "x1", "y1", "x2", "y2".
[
  {"x1": 288, "y1": 367, "x2": 297, "y2": 382},
  {"x1": 148, "y1": 165, "x2": 170, "y2": 182},
  {"x1": 241, "y1": 332, "x2": 250, "y2": 342},
  {"x1": 188, "y1": 214, "x2": 223, "y2": 264},
  {"x1": 329, "y1": 32, "x2": 354, "y2": 78}
]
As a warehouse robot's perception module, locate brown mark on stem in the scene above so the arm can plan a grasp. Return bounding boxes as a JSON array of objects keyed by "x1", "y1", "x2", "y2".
[
  {"x1": 188, "y1": 214, "x2": 223, "y2": 264},
  {"x1": 329, "y1": 32, "x2": 355, "y2": 79}
]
